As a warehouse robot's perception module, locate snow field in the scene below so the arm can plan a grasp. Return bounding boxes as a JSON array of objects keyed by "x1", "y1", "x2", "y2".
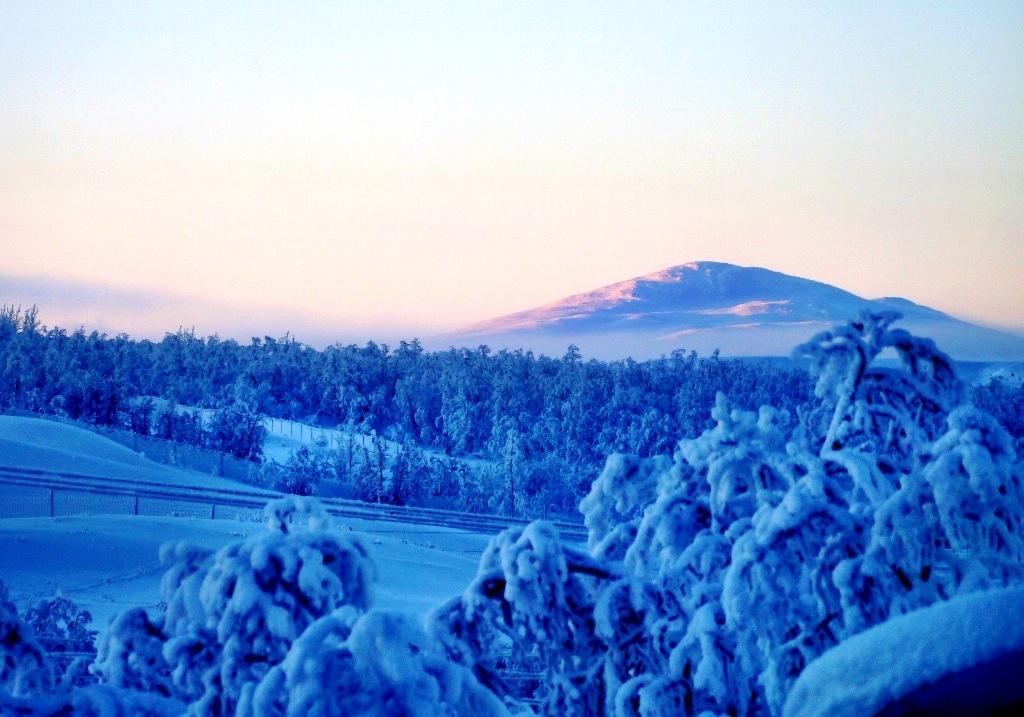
[
  {"x1": 0, "y1": 513, "x2": 484, "y2": 630},
  {"x1": 0, "y1": 414, "x2": 495, "y2": 630},
  {"x1": 0, "y1": 415, "x2": 255, "y2": 492}
]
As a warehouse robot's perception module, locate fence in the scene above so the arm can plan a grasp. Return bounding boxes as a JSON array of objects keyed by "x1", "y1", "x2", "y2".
[
  {"x1": 0, "y1": 465, "x2": 589, "y2": 542},
  {"x1": 74, "y1": 420, "x2": 262, "y2": 484},
  {"x1": 1, "y1": 411, "x2": 588, "y2": 536}
]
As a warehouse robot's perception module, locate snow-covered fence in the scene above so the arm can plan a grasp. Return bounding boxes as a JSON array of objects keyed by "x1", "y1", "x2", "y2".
[
  {"x1": 0, "y1": 465, "x2": 589, "y2": 542},
  {"x1": 0, "y1": 470, "x2": 260, "y2": 522},
  {"x1": 79, "y1": 422, "x2": 263, "y2": 484}
]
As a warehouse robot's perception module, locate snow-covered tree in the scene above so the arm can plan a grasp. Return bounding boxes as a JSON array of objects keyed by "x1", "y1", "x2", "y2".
[
  {"x1": 86, "y1": 496, "x2": 509, "y2": 716},
  {"x1": 794, "y1": 310, "x2": 964, "y2": 493},
  {"x1": 93, "y1": 498, "x2": 374, "y2": 714},
  {"x1": 124, "y1": 396, "x2": 156, "y2": 435},
  {"x1": 208, "y1": 398, "x2": 266, "y2": 460},
  {"x1": 274, "y1": 445, "x2": 329, "y2": 495},
  {"x1": 240, "y1": 608, "x2": 509, "y2": 717},
  {"x1": 432, "y1": 313, "x2": 1024, "y2": 716},
  {"x1": 0, "y1": 684, "x2": 186, "y2": 717}
]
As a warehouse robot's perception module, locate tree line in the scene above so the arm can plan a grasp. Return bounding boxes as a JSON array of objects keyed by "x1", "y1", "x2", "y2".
[{"x1": 2, "y1": 305, "x2": 1020, "y2": 517}]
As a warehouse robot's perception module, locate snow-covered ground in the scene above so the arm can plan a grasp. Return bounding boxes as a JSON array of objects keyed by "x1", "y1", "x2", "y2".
[
  {"x1": 0, "y1": 407, "x2": 409, "y2": 482},
  {"x1": 0, "y1": 414, "x2": 254, "y2": 491},
  {"x1": 784, "y1": 586, "x2": 1024, "y2": 717},
  {"x1": 259, "y1": 415, "x2": 496, "y2": 470},
  {"x1": 260, "y1": 416, "x2": 374, "y2": 464},
  {"x1": 0, "y1": 513, "x2": 484, "y2": 630},
  {"x1": 180, "y1": 405, "x2": 490, "y2": 468},
  {"x1": 0, "y1": 414, "x2": 494, "y2": 631}
]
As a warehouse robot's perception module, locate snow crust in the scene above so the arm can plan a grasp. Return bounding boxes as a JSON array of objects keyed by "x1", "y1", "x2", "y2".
[{"x1": 783, "y1": 585, "x2": 1024, "y2": 717}]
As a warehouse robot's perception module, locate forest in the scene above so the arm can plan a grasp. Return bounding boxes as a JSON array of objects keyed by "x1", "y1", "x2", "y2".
[{"x1": 1, "y1": 305, "x2": 1021, "y2": 519}]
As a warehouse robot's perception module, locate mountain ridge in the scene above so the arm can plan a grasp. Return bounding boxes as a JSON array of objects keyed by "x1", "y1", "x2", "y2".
[{"x1": 450, "y1": 262, "x2": 1024, "y2": 361}]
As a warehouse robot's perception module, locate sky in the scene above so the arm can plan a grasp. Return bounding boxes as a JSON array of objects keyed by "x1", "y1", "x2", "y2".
[{"x1": 1, "y1": 1, "x2": 1022, "y2": 344}]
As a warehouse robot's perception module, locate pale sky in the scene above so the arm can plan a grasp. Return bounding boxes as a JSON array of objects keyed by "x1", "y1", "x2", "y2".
[{"x1": 2, "y1": 1, "x2": 1022, "y2": 342}]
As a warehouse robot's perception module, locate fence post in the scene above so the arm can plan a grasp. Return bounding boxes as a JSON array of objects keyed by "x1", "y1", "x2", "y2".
[
  {"x1": 133, "y1": 494, "x2": 139, "y2": 516},
  {"x1": 49, "y1": 488, "x2": 54, "y2": 518},
  {"x1": 211, "y1": 503, "x2": 216, "y2": 520}
]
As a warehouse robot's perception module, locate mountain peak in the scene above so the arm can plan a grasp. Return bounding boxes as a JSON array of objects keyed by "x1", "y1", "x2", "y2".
[
  {"x1": 637, "y1": 260, "x2": 720, "y2": 280},
  {"x1": 451, "y1": 262, "x2": 1024, "y2": 360}
]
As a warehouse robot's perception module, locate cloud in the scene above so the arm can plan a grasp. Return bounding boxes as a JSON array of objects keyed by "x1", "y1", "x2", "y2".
[
  {"x1": 0, "y1": 273, "x2": 422, "y2": 347},
  {"x1": 2, "y1": 274, "x2": 189, "y2": 314}
]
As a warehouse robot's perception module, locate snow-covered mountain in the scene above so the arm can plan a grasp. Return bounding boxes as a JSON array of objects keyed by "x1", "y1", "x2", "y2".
[{"x1": 450, "y1": 262, "x2": 1024, "y2": 360}]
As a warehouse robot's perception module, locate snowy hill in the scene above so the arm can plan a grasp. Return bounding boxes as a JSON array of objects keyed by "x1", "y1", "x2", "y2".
[
  {"x1": 451, "y1": 261, "x2": 1024, "y2": 360},
  {"x1": 0, "y1": 415, "x2": 251, "y2": 491}
]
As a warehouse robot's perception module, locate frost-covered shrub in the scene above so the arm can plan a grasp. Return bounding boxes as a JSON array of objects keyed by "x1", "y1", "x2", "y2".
[
  {"x1": 241, "y1": 608, "x2": 509, "y2": 717},
  {"x1": 24, "y1": 593, "x2": 96, "y2": 654},
  {"x1": 431, "y1": 522, "x2": 617, "y2": 714},
  {"x1": 23, "y1": 593, "x2": 97, "y2": 687},
  {"x1": 92, "y1": 607, "x2": 175, "y2": 698},
  {"x1": 87, "y1": 496, "x2": 507, "y2": 716},
  {"x1": 152, "y1": 405, "x2": 205, "y2": 447},
  {"x1": 93, "y1": 497, "x2": 375, "y2": 714},
  {"x1": 0, "y1": 584, "x2": 184, "y2": 714},
  {"x1": 0, "y1": 580, "x2": 53, "y2": 699},
  {"x1": 433, "y1": 313, "x2": 1024, "y2": 716}
]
